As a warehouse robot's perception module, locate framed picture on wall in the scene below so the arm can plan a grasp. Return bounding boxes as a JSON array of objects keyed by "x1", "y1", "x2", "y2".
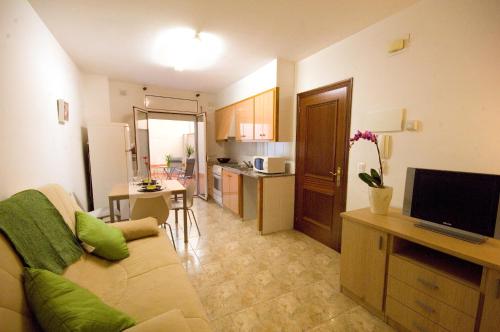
[{"x1": 57, "y1": 99, "x2": 69, "y2": 124}]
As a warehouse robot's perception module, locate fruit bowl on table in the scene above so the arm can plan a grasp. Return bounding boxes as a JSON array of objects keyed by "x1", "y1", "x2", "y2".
[
  {"x1": 138, "y1": 184, "x2": 162, "y2": 192},
  {"x1": 137, "y1": 179, "x2": 157, "y2": 186}
]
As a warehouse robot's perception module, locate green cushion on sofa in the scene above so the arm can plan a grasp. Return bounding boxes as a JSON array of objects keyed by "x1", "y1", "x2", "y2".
[
  {"x1": 24, "y1": 268, "x2": 135, "y2": 332},
  {"x1": 75, "y1": 211, "x2": 129, "y2": 260}
]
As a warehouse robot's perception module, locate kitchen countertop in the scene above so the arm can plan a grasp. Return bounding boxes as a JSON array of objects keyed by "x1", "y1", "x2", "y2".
[{"x1": 220, "y1": 165, "x2": 295, "y2": 178}]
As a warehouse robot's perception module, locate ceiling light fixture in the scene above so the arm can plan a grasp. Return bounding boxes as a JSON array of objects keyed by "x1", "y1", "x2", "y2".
[{"x1": 153, "y1": 27, "x2": 224, "y2": 71}]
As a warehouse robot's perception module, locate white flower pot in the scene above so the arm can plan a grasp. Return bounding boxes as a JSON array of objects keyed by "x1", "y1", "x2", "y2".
[{"x1": 368, "y1": 186, "x2": 393, "y2": 215}]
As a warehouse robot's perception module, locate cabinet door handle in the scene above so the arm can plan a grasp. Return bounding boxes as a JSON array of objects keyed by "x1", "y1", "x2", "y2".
[
  {"x1": 496, "y1": 279, "x2": 500, "y2": 299},
  {"x1": 415, "y1": 299, "x2": 435, "y2": 313},
  {"x1": 417, "y1": 277, "x2": 439, "y2": 290},
  {"x1": 378, "y1": 236, "x2": 383, "y2": 250}
]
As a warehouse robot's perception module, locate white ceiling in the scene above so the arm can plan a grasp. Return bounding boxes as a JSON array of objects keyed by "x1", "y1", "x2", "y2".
[{"x1": 28, "y1": 0, "x2": 417, "y2": 93}]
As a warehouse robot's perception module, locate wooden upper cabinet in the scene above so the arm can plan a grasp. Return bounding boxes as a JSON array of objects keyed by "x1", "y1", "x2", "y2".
[
  {"x1": 255, "y1": 88, "x2": 277, "y2": 141},
  {"x1": 235, "y1": 98, "x2": 254, "y2": 141},
  {"x1": 215, "y1": 106, "x2": 234, "y2": 141},
  {"x1": 215, "y1": 87, "x2": 278, "y2": 142}
]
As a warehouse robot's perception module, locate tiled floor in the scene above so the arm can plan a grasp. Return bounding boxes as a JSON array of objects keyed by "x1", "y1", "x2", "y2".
[{"x1": 166, "y1": 197, "x2": 394, "y2": 332}]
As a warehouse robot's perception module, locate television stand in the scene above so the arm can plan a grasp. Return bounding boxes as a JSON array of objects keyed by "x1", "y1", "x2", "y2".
[
  {"x1": 414, "y1": 220, "x2": 486, "y2": 244},
  {"x1": 339, "y1": 207, "x2": 500, "y2": 332}
]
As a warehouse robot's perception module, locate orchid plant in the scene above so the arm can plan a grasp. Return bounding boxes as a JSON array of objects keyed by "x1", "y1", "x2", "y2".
[{"x1": 349, "y1": 130, "x2": 385, "y2": 188}]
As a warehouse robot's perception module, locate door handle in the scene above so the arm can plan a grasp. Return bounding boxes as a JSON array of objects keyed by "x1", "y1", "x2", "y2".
[
  {"x1": 496, "y1": 279, "x2": 500, "y2": 299},
  {"x1": 329, "y1": 167, "x2": 342, "y2": 186}
]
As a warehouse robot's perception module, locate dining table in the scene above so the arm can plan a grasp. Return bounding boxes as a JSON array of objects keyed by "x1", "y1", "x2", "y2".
[{"x1": 108, "y1": 180, "x2": 189, "y2": 243}]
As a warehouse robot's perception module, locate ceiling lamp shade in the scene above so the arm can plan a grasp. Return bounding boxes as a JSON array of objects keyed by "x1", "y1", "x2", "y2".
[{"x1": 153, "y1": 27, "x2": 224, "y2": 71}]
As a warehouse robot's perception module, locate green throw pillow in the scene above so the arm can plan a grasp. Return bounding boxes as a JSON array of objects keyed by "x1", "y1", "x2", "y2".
[
  {"x1": 24, "y1": 268, "x2": 135, "y2": 332},
  {"x1": 75, "y1": 211, "x2": 129, "y2": 260}
]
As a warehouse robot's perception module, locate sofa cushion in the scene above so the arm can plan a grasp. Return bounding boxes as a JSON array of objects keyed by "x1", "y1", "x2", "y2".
[
  {"x1": 24, "y1": 268, "x2": 135, "y2": 332},
  {"x1": 63, "y1": 254, "x2": 128, "y2": 306},
  {"x1": 115, "y1": 264, "x2": 207, "y2": 323},
  {"x1": 76, "y1": 211, "x2": 129, "y2": 261},
  {"x1": 117, "y1": 234, "x2": 180, "y2": 278},
  {"x1": 38, "y1": 184, "x2": 82, "y2": 234},
  {"x1": 109, "y1": 218, "x2": 159, "y2": 242},
  {"x1": 125, "y1": 309, "x2": 191, "y2": 332}
]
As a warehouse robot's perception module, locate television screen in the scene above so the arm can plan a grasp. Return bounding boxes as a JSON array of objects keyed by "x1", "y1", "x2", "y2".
[{"x1": 404, "y1": 168, "x2": 500, "y2": 238}]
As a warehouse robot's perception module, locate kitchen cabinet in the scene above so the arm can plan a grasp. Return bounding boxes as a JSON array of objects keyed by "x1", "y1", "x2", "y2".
[
  {"x1": 254, "y1": 88, "x2": 277, "y2": 141},
  {"x1": 222, "y1": 169, "x2": 241, "y2": 215},
  {"x1": 340, "y1": 219, "x2": 388, "y2": 313},
  {"x1": 215, "y1": 106, "x2": 234, "y2": 141},
  {"x1": 235, "y1": 98, "x2": 254, "y2": 141},
  {"x1": 215, "y1": 87, "x2": 278, "y2": 142},
  {"x1": 480, "y1": 268, "x2": 500, "y2": 331}
]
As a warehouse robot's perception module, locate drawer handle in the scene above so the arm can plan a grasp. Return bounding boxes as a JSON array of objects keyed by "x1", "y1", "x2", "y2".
[
  {"x1": 496, "y1": 279, "x2": 500, "y2": 299},
  {"x1": 412, "y1": 321, "x2": 429, "y2": 332},
  {"x1": 378, "y1": 236, "x2": 383, "y2": 250},
  {"x1": 415, "y1": 299, "x2": 436, "y2": 314},
  {"x1": 417, "y1": 277, "x2": 439, "y2": 290}
]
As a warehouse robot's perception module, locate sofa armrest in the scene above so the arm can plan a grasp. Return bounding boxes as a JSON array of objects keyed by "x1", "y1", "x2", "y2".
[
  {"x1": 125, "y1": 309, "x2": 191, "y2": 332},
  {"x1": 109, "y1": 218, "x2": 159, "y2": 241}
]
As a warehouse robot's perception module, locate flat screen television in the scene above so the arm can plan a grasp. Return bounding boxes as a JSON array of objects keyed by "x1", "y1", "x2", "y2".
[{"x1": 403, "y1": 168, "x2": 500, "y2": 243}]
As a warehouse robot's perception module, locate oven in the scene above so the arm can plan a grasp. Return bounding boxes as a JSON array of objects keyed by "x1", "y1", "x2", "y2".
[{"x1": 212, "y1": 165, "x2": 223, "y2": 206}]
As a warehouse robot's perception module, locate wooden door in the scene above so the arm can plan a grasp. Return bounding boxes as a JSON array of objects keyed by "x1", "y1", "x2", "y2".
[
  {"x1": 480, "y1": 269, "x2": 500, "y2": 331},
  {"x1": 340, "y1": 220, "x2": 388, "y2": 312},
  {"x1": 255, "y1": 89, "x2": 276, "y2": 141},
  {"x1": 294, "y1": 79, "x2": 352, "y2": 251},
  {"x1": 235, "y1": 99, "x2": 254, "y2": 141}
]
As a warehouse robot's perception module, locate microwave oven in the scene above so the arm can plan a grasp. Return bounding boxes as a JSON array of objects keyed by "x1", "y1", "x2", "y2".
[{"x1": 252, "y1": 156, "x2": 286, "y2": 174}]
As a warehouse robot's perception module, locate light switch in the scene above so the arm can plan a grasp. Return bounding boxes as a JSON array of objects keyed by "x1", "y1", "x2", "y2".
[
  {"x1": 357, "y1": 162, "x2": 366, "y2": 173},
  {"x1": 405, "y1": 120, "x2": 420, "y2": 131}
]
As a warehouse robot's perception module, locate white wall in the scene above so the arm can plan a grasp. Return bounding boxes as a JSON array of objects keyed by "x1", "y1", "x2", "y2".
[
  {"x1": 0, "y1": 0, "x2": 88, "y2": 207},
  {"x1": 107, "y1": 80, "x2": 222, "y2": 160},
  {"x1": 295, "y1": 0, "x2": 500, "y2": 210},
  {"x1": 82, "y1": 74, "x2": 111, "y2": 125},
  {"x1": 214, "y1": 58, "x2": 295, "y2": 162},
  {"x1": 215, "y1": 59, "x2": 277, "y2": 109},
  {"x1": 148, "y1": 119, "x2": 194, "y2": 165}
]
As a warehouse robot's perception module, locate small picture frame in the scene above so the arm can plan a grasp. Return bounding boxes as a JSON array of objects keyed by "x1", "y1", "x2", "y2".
[{"x1": 57, "y1": 99, "x2": 69, "y2": 124}]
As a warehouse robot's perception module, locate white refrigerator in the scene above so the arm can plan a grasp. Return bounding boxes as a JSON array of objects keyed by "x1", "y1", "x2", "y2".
[{"x1": 87, "y1": 123, "x2": 134, "y2": 211}]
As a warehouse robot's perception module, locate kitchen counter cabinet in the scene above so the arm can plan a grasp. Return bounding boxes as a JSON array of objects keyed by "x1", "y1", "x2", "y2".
[
  {"x1": 222, "y1": 169, "x2": 241, "y2": 215},
  {"x1": 220, "y1": 165, "x2": 294, "y2": 234}
]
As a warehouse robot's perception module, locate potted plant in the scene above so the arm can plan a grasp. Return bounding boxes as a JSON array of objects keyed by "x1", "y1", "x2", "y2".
[
  {"x1": 165, "y1": 154, "x2": 172, "y2": 167},
  {"x1": 350, "y1": 130, "x2": 393, "y2": 215},
  {"x1": 186, "y1": 144, "x2": 195, "y2": 159}
]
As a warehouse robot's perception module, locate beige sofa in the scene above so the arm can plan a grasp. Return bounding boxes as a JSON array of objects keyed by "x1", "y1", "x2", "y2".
[{"x1": 0, "y1": 184, "x2": 211, "y2": 332}]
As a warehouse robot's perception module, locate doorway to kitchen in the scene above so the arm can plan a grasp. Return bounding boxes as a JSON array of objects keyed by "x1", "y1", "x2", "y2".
[
  {"x1": 133, "y1": 105, "x2": 208, "y2": 200},
  {"x1": 294, "y1": 78, "x2": 353, "y2": 251}
]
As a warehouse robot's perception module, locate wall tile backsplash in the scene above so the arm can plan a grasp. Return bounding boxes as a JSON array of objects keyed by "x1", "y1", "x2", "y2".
[{"x1": 224, "y1": 141, "x2": 294, "y2": 163}]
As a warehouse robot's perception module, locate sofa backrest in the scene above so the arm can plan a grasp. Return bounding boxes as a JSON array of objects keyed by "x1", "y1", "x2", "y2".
[{"x1": 0, "y1": 184, "x2": 81, "y2": 331}]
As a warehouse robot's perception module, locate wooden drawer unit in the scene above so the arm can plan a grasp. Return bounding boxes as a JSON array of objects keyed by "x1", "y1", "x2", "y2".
[
  {"x1": 388, "y1": 255, "x2": 479, "y2": 317},
  {"x1": 386, "y1": 296, "x2": 446, "y2": 332},
  {"x1": 387, "y1": 277, "x2": 475, "y2": 332}
]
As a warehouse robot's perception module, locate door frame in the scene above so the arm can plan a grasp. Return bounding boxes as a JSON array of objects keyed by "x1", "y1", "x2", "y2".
[
  {"x1": 133, "y1": 108, "x2": 208, "y2": 199},
  {"x1": 294, "y1": 78, "x2": 353, "y2": 250},
  {"x1": 195, "y1": 112, "x2": 208, "y2": 200},
  {"x1": 133, "y1": 106, "x2": 151, "y2": 177}
]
